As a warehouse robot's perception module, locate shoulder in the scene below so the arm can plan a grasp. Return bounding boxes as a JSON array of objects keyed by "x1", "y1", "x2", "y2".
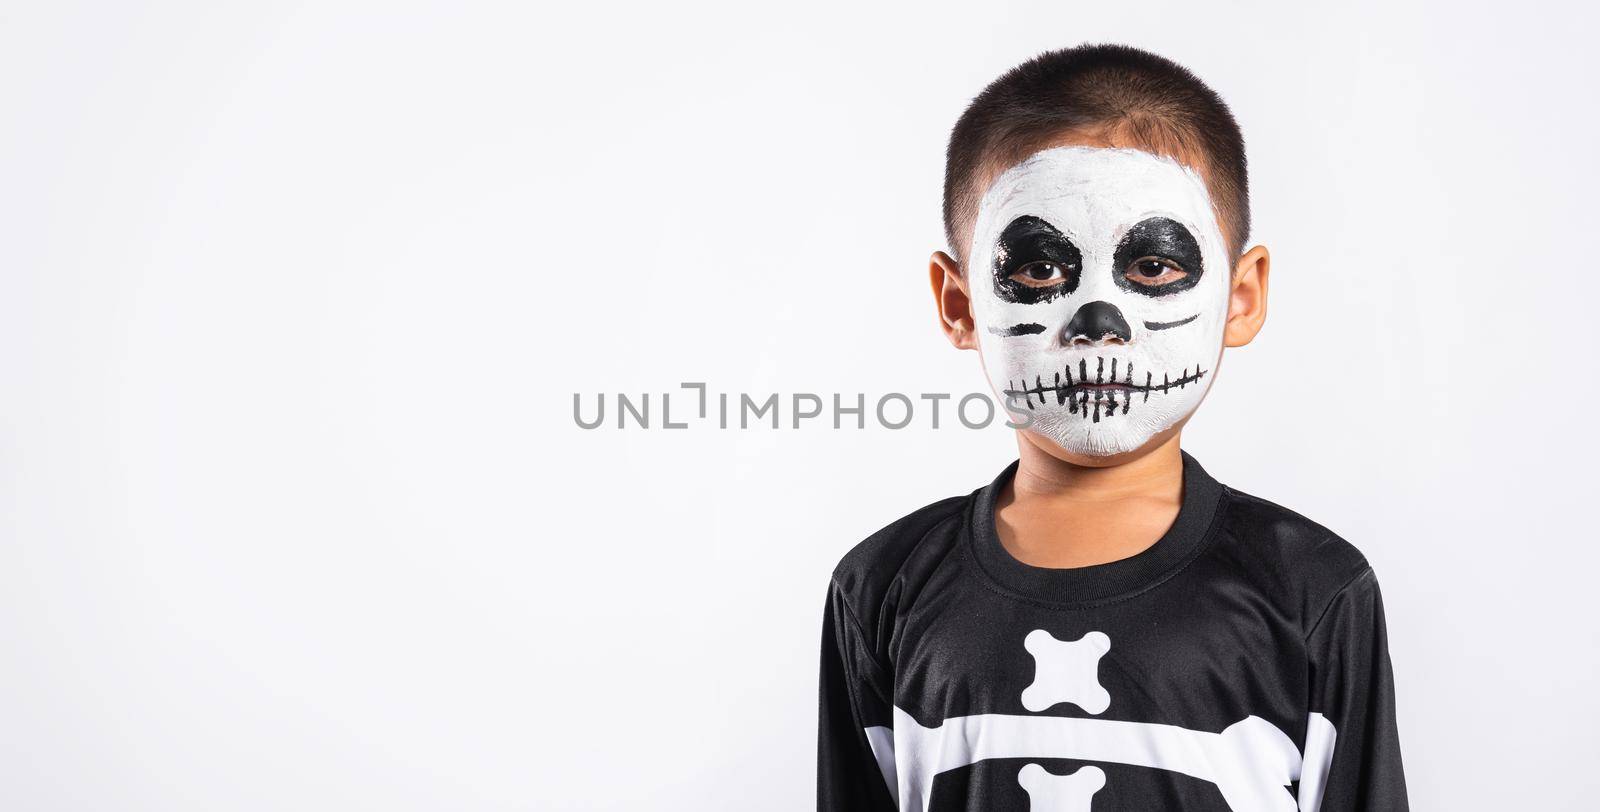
[
  {"x1": 1213, "y1": 483, "x2": 1374, "y2": 633},
  {"x1": 832, "y1": 493, "x2": 968, "y2": 587},
  {"x1": 828, "y1": 491, "x2": 971, "y2": 650}
]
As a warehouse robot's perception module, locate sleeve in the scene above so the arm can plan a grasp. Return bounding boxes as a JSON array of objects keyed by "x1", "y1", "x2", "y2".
[
  {"x1": 818, "y1": 577, "x2": 898, "y2": 811},
  {"x1": 1300, "y1": 567, "x2": 1409, "y2": 811}
]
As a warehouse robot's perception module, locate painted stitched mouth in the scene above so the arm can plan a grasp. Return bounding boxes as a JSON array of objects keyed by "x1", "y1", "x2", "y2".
[{"x1": 1002, "y1": 357, "x2": 1207, "y2": 423}]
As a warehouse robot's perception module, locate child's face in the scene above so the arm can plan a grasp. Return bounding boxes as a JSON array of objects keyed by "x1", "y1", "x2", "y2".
[{"x1": 966, "y1": 146, "x2": 1231, "y2": 458}]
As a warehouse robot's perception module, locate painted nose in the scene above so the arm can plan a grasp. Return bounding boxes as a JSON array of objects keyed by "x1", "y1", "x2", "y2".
[{"x1": 1063, "y1": 300, "x2": 1132, "y2": 345}]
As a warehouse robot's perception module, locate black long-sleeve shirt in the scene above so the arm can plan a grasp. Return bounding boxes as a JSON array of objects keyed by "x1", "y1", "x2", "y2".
[{"x1": 819, "y1": 452, "x2": 1406, "y2": 811}]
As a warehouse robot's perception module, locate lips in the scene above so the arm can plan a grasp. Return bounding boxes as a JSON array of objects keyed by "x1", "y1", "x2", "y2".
[{"x1": 1001, "y1": 357, "x2": 1208, "y2": 422}]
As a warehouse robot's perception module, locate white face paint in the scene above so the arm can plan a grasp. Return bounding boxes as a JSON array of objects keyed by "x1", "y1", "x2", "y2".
[{"x1": 968, "y1": 147, "x2": 1231, "y2": 457}]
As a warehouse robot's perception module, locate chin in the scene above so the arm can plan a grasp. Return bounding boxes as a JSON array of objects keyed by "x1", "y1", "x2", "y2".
[{"x1": 1019, "y1": 417, "x2": 1193, "y2": 468}]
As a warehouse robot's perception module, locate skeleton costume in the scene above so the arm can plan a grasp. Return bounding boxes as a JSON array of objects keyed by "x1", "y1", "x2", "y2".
[
  {"x1": 818, "y1": 454, "x2": 1406, "y2": 811},
  {"x1": 819, "y1": 149, "x2": 1406, "y2": 810}
]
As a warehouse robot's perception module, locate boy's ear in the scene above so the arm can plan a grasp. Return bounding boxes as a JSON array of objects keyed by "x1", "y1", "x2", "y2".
[
  {"x1": 930, "y1": 251, "x2": 978, "y2": 350},
  {"x1": 1224, "y1": 245, "x2": 1270, "y2": 347}
]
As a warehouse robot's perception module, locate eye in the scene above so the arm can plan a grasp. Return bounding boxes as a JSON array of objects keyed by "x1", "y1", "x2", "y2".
[
  {"x1": 1113, "y1": 218, "x2": 1205, "y2": 297},
  {"x1": 1124, "y1": 257, "x2": 1188, "y2": 287},
  {"x1": 992, "y1": 216, "x2": 1082, "y2": 303},
  {"x1": 1009, "y1": 261, "x2": 1075, "y2": 287}
]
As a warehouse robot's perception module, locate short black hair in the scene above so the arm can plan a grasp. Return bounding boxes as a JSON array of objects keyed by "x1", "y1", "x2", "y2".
[{"x1": 944, "y1": 44, "x2": 1250, "y2": 264}]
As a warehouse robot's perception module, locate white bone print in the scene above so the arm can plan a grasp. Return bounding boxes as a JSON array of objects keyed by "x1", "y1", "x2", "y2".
[
  {"x1": 1020, "y1": 629, "x2": 1112, "y2": 714},
  {"x1": 868, "y1": 628, "x2": 1332, "y2": 811},
  {"x1": 1019, "y1": 764, "x2": 1106, "y2": 811}
]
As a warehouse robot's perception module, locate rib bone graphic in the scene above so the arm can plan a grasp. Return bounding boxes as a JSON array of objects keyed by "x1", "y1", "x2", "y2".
[{"x1": 864, "y1": 629, "x2": 1335, "y2": 812}]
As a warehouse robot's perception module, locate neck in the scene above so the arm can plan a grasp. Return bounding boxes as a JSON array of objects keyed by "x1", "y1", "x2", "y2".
[
  {"x1": 995, "y1": 431, "x2": 1187, "y2": 568},
  {"x1": 1012, "y1": 432, "x2": 1185, "y2": 502}
]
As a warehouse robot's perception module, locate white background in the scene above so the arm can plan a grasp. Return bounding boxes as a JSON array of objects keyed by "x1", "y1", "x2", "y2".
[{"x1": 3, "y1": 1, "x2": 1596, "y2": 809}]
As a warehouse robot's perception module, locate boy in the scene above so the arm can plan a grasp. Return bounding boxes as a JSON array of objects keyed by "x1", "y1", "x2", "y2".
[{"x1": 818, "y1": 45, "x2": 1406, "y2": 811}]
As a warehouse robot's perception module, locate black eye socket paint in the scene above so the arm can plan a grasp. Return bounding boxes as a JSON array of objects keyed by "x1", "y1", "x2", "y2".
[
  {"x1": 992, "y1": 215, "x2": 1083, "y2": 304},
  {"x1": 1112, "y1": 216, "x2": 1204, "y2": 297}
]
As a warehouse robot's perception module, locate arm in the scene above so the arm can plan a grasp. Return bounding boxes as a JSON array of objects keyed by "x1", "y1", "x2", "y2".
[
  {"x1": 1301, "y1": 567, "x2": 1409, "y2": 811},
  {"x1": 818, "y1": 578, "x2": 898, "y2": 811}
]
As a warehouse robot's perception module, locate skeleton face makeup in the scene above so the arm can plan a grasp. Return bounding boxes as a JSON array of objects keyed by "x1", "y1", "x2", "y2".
[{"x1": 968, "y1": 147, "x2": 1231, "y2": 457}]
